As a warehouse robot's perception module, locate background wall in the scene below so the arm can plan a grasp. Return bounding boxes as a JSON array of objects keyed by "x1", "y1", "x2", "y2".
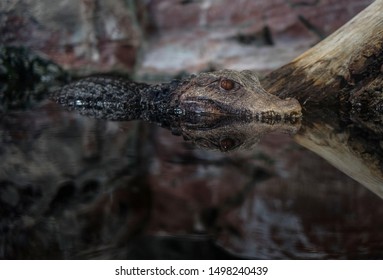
[{"x1": 1, "y1": 0, "x2": 373, "y2": 77}]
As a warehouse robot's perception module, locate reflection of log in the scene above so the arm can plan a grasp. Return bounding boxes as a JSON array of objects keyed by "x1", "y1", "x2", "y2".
[{"x1": 262, "y1": 0, "x2": 383, "y2": 197}]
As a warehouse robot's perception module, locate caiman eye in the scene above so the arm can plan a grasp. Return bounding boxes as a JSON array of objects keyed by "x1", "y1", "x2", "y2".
[
  {"x1": 219, "y1": 137, "x2": 238, "y2": 152},
  {"x1": 220, "y1": 79, "x2": 235, "y2": 91}
]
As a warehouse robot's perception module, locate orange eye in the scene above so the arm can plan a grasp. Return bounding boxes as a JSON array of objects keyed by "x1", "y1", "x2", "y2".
[{"x1": 220, "y1": 79, "x2": 235, "y2": 90}]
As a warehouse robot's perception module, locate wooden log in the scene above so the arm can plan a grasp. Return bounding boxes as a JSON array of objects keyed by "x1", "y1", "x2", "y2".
[{"x1": 263, "y1": 0, "x2": 383, "y2": 197}]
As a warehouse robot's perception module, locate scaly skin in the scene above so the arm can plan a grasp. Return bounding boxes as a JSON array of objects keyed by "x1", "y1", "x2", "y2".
[{"x1": 52, "y1": 70, "x2": 302, "y2": 151}]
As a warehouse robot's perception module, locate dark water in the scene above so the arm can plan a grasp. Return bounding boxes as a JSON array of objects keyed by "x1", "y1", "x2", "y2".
[
  {"x1": 1, "y1": 47, "x2": 383, "y2": 260},
  {"x1": 2, "y1": 102, "x2": 383, "y2": 259}
]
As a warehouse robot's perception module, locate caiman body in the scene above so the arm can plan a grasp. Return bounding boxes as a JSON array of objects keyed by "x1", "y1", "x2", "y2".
[{"x1": 53, "y1": 70, "x2": 301, "y2": 152}]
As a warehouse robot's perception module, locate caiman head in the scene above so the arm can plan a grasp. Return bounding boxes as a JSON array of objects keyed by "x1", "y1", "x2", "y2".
[{"x1": 52, "y1": 69, "x2": 302, "y2": 152}]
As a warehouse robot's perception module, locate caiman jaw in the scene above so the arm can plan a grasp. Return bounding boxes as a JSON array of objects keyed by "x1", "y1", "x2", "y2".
[
  {"x1": 253, "y1": 110, "x2": 302, "y2": 124},
  {"x1": 179, "y1": 97, "x2": 301, "y2": 126}
]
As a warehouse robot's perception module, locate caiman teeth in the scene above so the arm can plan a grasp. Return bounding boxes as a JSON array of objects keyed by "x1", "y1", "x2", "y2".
[
  {"x1": 255, "y1": 111, "x2": 281, "y2": 124},
  {"x1": 285, "y1": 112, "x2": 302, "y2": 124},
  {"x1": 286, "y1": 112, "x2": 301, "y2": 119},
  {"x1": 255, "y1": 110, "x2": 301, "y2": 124}
]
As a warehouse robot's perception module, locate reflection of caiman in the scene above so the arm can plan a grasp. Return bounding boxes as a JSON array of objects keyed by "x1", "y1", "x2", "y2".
[{"x1": 53, "y1": 1, "x2": 383, "y2": 198}]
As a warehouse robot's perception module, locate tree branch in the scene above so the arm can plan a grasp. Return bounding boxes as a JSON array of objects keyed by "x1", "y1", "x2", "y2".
[{"x1": 263, "y1": 0, "x2": 383, "y2": 197}]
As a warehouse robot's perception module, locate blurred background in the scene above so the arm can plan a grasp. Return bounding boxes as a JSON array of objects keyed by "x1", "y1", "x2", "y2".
[{"x1": 1, "y1": 0, "x2": 383, "y2": 259}]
